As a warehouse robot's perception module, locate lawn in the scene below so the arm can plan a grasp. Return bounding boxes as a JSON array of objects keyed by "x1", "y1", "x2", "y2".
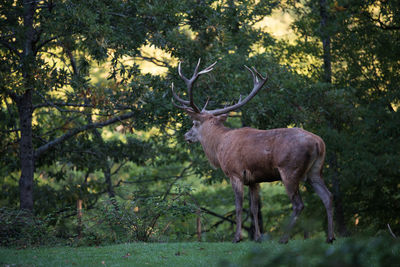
[{"x1": 0, "y1": 238, "x2": 399, "y2": 267}]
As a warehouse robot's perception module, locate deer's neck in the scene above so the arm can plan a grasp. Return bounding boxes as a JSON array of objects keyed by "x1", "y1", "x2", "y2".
[{"x1": 199, "y1": 123, "x2": 230, "y2": 168}]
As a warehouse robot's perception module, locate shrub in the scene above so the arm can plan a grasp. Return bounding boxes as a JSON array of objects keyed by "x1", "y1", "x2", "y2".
[
  {"x1": 0, "y1": 207, "x2": 54, "y2": 247},
  {"x1": 74, "y1": 189, "x2": 197, "y2": 245},
  {"x1": 237, "y1": 237, "x2": 400, "y2": 267}
]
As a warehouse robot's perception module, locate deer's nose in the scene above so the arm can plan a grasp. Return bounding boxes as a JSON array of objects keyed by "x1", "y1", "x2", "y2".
[{"x1": 184, "y1": 133, "x2": 193, "y2": 143}]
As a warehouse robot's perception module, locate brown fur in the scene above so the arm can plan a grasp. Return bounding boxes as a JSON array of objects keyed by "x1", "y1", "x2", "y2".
[
  {"x1": 173, "y1": 60, "x2": 334, "y2": 243},
  {"x1": 185, "y1": 112, "x2": 335, "y2": 243}
]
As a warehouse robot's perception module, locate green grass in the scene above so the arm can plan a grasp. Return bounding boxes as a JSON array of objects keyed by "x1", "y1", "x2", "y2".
[{"x1": 1, "y1": 238, "x2": 399, "y2": 267}]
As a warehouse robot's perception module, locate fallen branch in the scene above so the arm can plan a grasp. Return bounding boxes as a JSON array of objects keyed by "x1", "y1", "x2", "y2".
[{"x1": 387, "y1": 224, "x2": 397, "y2": 239}]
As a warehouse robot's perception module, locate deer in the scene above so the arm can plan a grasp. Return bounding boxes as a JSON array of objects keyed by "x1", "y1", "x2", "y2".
[{"x1": 171, "y1": 59, "x2": 335, "y2": 244}]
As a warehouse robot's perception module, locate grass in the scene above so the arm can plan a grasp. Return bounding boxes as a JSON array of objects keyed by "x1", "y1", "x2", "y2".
[{"x1": 0, "y1": 238, "x2": 399, "y2": 267}]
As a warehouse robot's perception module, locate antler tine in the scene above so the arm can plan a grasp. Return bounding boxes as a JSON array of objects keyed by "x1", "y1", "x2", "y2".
[
  {"x1": 192, "y1": 58, "x2": 202, "y2": 79},
  {"x1": 202, "y1": 97, "x2": 211, "y2": 112},
  {"x1": 251, "y1": 66, "x2": 267, "y2": 81},
  {"x1": 174, "y1": 59, "x2": 218, "y2": 113},
  {"x1": 171, "y1": 82, "x2": 190, "y2": 106},
  {"x1": 172, "y1": 98, "x2": 189, "y2": 110},
  {"x1": 206, "y1": 65, "x2": 268, "y2": 116},
  {"x1": 244, "y1": 65, "x2": 256, "y2": 85},
  {"x1": 176, "y1": 61, "x2": 200, "y2": 112},
  {"x1": 198, "y1": 61, "x2": 217, "y2": 75},
  {"x1": 189, "y1": 60, "x2": 217, "y2": 112},
  {"x1": 177, "y1": 62, "x2": 187, "y2": 82}
]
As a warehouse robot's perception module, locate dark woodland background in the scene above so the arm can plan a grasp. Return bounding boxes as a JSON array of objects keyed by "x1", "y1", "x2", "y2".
[{"x1": 0, "y1": 0, "x2": 399, "y2": 246}]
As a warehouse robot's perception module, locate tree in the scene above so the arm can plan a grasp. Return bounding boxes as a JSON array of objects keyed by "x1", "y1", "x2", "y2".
[
  {"x1": 279, "y1": 0, "x2": 400, "y2": 234},
  {"x1": 0, "y1": 0, "x2": 182, "y2": 212}
]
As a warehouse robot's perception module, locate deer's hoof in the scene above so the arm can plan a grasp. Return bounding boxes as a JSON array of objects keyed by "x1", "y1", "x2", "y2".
[
  {"x1": 326, "y1": 236, "x2": 336, "y2": 244},
  {"x1": 279, "y1": 236, "x2": 289, "y2": 244},
  {"x1": 232, "y1": 236, "x2": 243, "y2": 243},
  {"x1": 254, "y1": 234, "x2": 263, "y2": 243}
]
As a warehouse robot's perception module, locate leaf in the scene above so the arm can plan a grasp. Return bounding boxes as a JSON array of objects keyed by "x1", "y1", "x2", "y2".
[{"x1": 122, "y1": 253, "x2": 131, "y2": 258}]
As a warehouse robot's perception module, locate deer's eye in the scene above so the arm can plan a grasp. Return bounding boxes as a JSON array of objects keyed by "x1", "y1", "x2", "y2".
[{"x1": 193, "y1": 121, "x2": 200, "y2": 127}]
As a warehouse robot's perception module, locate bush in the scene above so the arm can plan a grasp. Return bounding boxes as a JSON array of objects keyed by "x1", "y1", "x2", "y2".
[
  {"x1": 0, "y1": 207, "x2": 54, "y2": 247},
  {"x1": 74, "y1": 190, "x2": 197, "y2": 245},
  {"x1": 236, "y1": 237, "x2": 400, "y2": 267}
]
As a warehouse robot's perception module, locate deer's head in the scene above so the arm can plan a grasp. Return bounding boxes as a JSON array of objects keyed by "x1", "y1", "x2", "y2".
[{"x1": 171, "y1": 59, "x2": 268, "y2": 143}]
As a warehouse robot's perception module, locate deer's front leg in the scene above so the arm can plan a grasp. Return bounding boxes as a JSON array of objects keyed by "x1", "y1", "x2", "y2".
[
  {"x1": 249, "y1": 183, "x2": 262, "y2": 242},
  {"x1": 231, "y1": 176, "x2": 244, "y2": 243}
]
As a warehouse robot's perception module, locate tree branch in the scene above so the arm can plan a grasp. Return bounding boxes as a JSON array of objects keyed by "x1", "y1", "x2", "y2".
[
  {"x1": 34, "y1": 111, "x2": 137, "y2": 158},
  {"x1": 36, "y1": 35, "x2": 60, "y2": 54},
  {"x1": 33, "y1": 101, "x2": 94, "y2": 110},
  {"x1": 137, "y1": 51, "x2": 171, "y2": 68},
  {"x1": 387, "y1": 224, "x2": 397, "y2": 239},
  {"x1": 200, "y1": 207, "x2": 251, "y2": 232},
  {"x1": 0, "y1": 39, "x2": 21, "y2": 57},
  {"x1": 0, "y1": 86, "x2": 19, "y2": 103}
]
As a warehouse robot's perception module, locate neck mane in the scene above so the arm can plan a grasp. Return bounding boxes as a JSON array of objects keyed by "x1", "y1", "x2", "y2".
[{"x1": 198, "y1": 122, "x2": 230, "y2": 168}]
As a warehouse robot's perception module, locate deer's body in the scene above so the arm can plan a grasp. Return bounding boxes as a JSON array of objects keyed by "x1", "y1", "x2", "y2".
[
  {"x1": 198, "y1": 123, "x2": 324, "y2": 184},
  {"x1": 172, "y1": 59, "x2": 335, "y2": 243}
]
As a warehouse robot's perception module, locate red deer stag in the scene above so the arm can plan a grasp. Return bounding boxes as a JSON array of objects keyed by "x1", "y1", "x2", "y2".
[{"x1": 171, "y1": 59, "x2": 335, "y2": 243}]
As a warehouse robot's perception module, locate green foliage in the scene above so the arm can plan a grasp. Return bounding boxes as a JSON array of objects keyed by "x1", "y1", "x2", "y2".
[
  {"x1": 238, "y1": 237, "x2": 400, "y2": 267},
  {"x1": 75, "y1": 189, "x2": 196, "y2": 245},
  {"x1": 0, "y1": 238, "x2": 399, "y2": 267},
  {"x1": 1, "y1": 0, "x2": 399, "y2": 244},
  {"x1": 0, "y1": 207, "x2": 55, "y2": 247}
]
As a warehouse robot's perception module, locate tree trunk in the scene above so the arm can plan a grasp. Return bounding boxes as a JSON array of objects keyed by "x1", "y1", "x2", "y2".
[
  {"x1": 104, "y1": 164, "x2": 120, "y2": 211},
  {"x1": 104, "y1": 165, "x2": 115, "y2": 199},
  {"x1": 328, "y1": 153, "x2": 349, "y2": 236},
  {"x1": 16, "y1": 0, "x2": 37, "y2": 212},
  {"x1": 16, "y1": 90, "x2": 34, "y2": 211},
  {"x1": 319, "y1": 0, "x2": 332, "y2": 84},
  {"x1": 319, "y1": 0, "x2": 348, "y2": 236},
  {"x1": 77, "y1": 199, "x2": 83, "y2": 239},
  {"x1": 196, "y1": 210, "x2": 202, "y2": 241}
]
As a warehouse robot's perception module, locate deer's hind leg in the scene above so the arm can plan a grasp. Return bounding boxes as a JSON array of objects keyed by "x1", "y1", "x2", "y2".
[
  {"x1": 278, "y1": 168, "x2": 304, "y2": 244},
  {"x1": 308, "y1": 162, "x2": 335, "y2": 243}
]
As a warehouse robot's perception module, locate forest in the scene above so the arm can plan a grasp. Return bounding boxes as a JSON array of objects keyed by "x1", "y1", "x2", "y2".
[{"x1": 0, "y1": 0, "x2": 399, "y2": 260}]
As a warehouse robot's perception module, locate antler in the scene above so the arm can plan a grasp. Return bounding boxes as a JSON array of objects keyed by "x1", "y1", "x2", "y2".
[
  {"x1": 204, "y1": 65, "x2": 268, "y2": 116},
  {"x1": 171, "y1": 58, "x2": 217, "y2": 113},
  {"x1": 171, "y1": 60, "x2": 268, "y2": 116}
]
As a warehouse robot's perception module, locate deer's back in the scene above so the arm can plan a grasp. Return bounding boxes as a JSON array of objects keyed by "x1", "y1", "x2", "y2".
[{"x1": 217, "y1": 127, "x2": 324, "y2": 184}]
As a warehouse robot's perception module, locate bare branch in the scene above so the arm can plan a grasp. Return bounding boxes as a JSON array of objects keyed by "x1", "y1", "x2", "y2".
[
  {"x1": 387, "y1": 224, "x2": 397, "y2": 239},
  {"x1": 137, "y1": 53, "x2": 170, "y2": 68},
  {"x1": 0, "y1": 39, "x2": 21, "y2": 57},
  {"x1": 111, "y1": 160, "x2": 128, "y2": 176},
  {"x1": 36, "y1": 35, "x2": 60, "y2": 53},
  {"x1": 63, "y1": 45, "x2": 79, "y2": 76},
  {"x1": 0, "y1": 86, "x2": 19, "y2": 102},
  {"x1": 162, "y1": 163, "x2": 193, "y2": 201},
  {"x1": 369, "y1": 12, "x2": 400, "y2": 30},
  {"x1": 33, "y1": 101, "x2": 94, "y2": 110},
  {"x1": 34, "y1": 111, "x2": 138, "y2": 158}
]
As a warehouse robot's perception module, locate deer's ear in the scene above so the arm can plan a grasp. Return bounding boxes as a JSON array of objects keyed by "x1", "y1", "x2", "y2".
[
  {"x1": 185, "y1": 109, "x2": 204, "y2": 121},
  {"x1": 217, "y1": 114, "x2": 228, "y2": 123}
]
